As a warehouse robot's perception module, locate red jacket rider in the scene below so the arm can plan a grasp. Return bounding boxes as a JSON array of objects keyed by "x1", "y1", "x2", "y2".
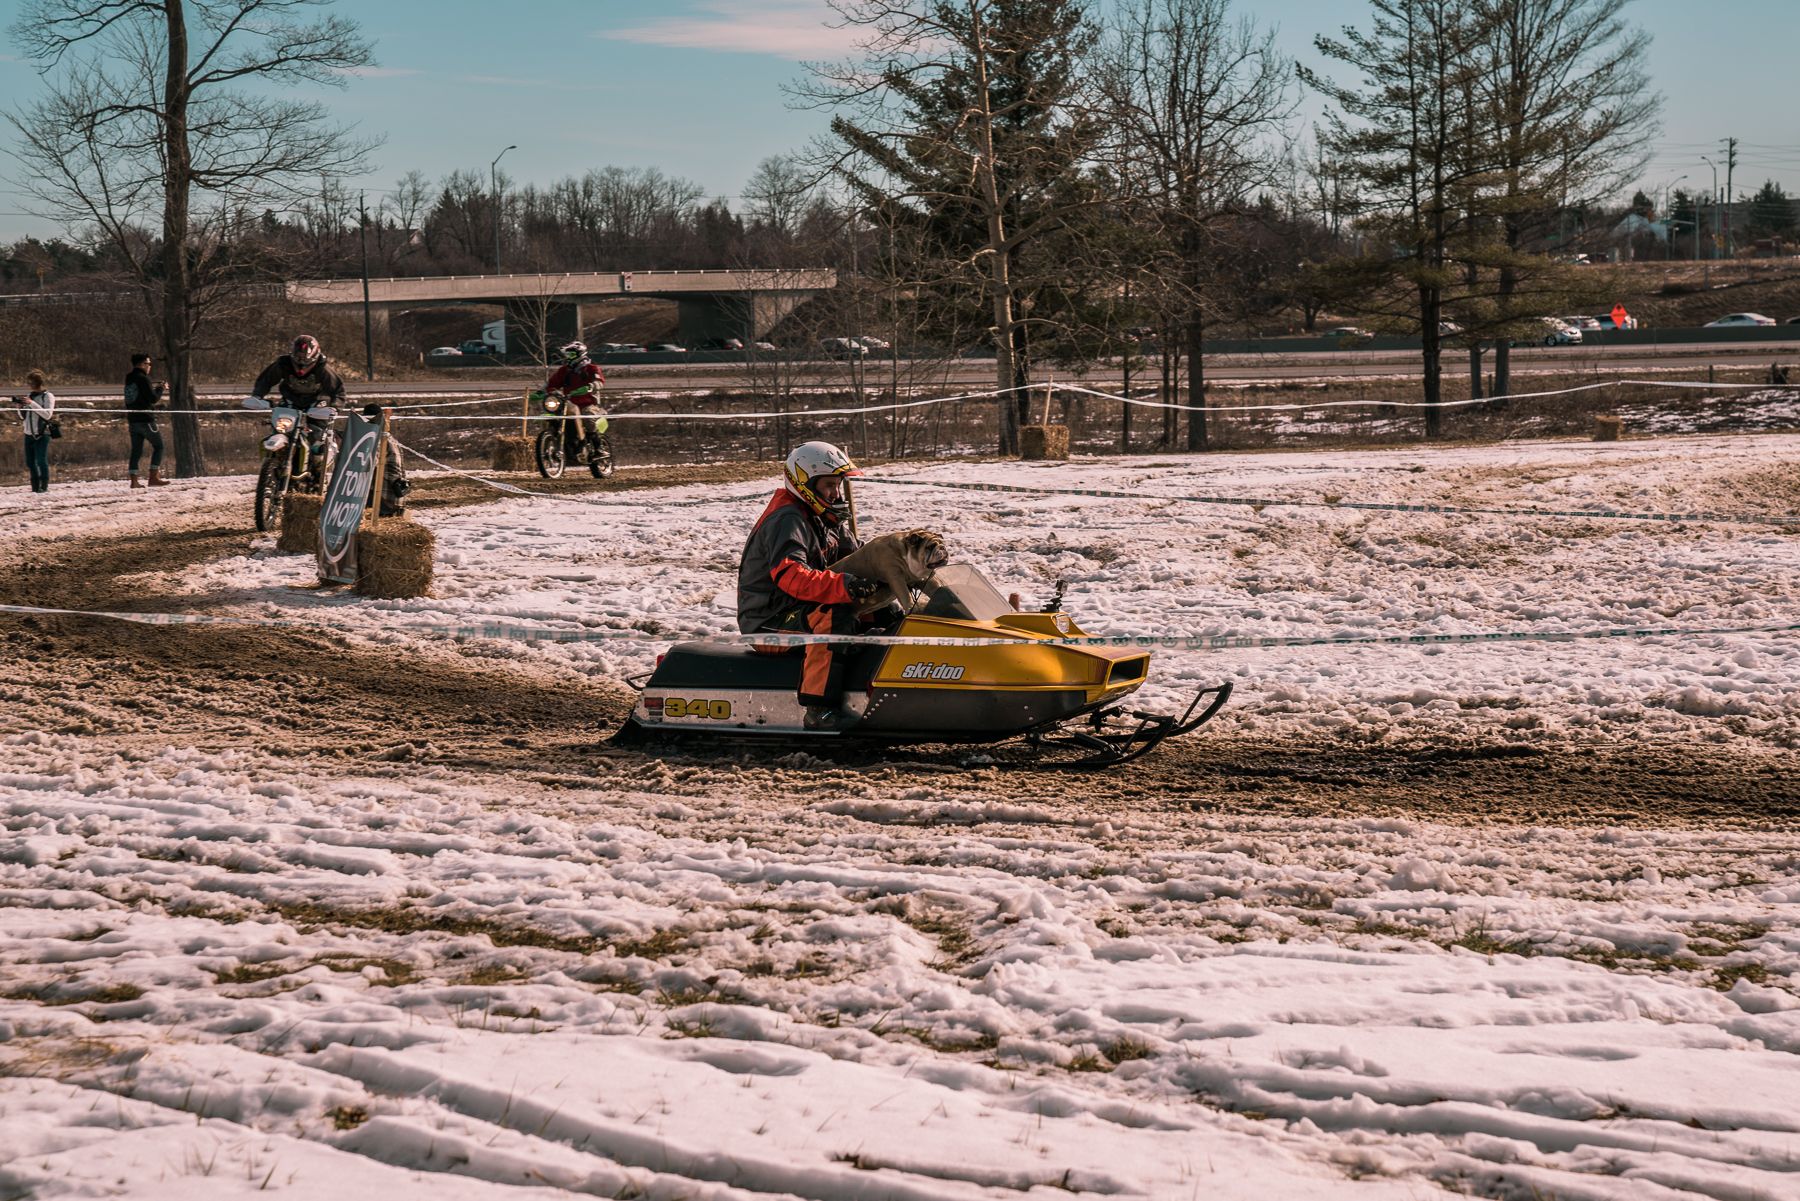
[{"x1": 546, "y1": 341, "x2": 604, "y2": 408}]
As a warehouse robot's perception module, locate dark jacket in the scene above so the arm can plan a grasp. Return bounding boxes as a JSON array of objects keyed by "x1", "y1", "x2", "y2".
[
  {"x1": 252, "y1": 354, "x2": 345, "y2": 408},
  {"x1": 124, "y1": 368, "x2": 162, "y2": 427},
  {"x1": 737, "y1": 489, "x2": 861, "y2": 632}
]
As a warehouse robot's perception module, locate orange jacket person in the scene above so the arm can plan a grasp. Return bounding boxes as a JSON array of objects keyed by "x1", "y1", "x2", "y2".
[{"x1": 737, "y1": 441, "x2": 881, "y2": 728}]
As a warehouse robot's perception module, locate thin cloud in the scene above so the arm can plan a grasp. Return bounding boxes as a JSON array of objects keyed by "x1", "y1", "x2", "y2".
[
  {"x1": 330, "y1": 66, "x2": 421, "y2": 78},
  {"x1": 604, "y1": 1, "x2": 859, "y2": 60}
]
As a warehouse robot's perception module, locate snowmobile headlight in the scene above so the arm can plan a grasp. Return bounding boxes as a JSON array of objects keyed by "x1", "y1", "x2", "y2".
[
  {"x1": 272, "y1": 415, "x2": 296, "y2": 433},
  {"x1": 1054, "y1": 612, "x2": 1072, "y2": 635}
]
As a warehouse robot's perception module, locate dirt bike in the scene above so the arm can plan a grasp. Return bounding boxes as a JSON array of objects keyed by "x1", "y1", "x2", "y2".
[
  {"x1": 529, "y1": 384, "x2": 614, "y2": 479},
  {"x1": 249, "y1": 402, "x2": 337, "y2": 532}
]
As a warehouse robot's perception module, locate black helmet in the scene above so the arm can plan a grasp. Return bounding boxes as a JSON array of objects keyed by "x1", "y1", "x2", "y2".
[{"x1": 292, "y1": 334, "x2": 321, "y2": 372}]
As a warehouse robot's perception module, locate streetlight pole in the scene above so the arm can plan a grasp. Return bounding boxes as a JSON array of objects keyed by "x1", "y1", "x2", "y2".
[
  {"x1": 1700, "y1": 156, "x2": 1719, "y2": 263},
  {"x1": 490, "y1": 144, "x2": 516, "y2": 274},
  {"x1": 1663, "y1": 174, "x2": 1688, "y2": 261}
]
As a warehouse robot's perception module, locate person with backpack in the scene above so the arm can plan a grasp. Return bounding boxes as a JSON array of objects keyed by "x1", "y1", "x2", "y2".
[
  {"x1": 11, "y1": 370, "x2": 57, "y2": 493},
  {"x1": 123, "y1": 352, "x2": 169, "y2": 488}
]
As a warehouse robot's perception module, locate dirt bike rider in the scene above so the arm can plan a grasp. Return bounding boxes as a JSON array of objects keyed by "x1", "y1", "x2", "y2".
[
  {"x1": 738, "y1": 441, "x2": 887, "y2": 730},
  {"x1": 243, "y1": 334, "x2": 407, "y2": 513},
  {"x1": 543, "y1": 341, "x2": 606, "y2": 460}
]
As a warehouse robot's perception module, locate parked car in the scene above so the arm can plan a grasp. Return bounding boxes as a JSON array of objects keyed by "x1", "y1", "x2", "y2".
[
  {"x1": 645, "y1": 342, "x2": 687, "y2": 353},
  {"x1": 1437, "y1": 320, "x2": 1463, "y2": 336},
  {"x1": 698, "y1": 337, "x2": 744, "y2": 351},
  {"x1": 1785, "y1": 316, "x2": 1800, "y2": 325},
  {"x1": 751, "y1": 340, "x2": 779, "y2": 353},
  {"x1": 1536, "y1": 318, "x2": 1582, "y2": 346},
  {"x1": 426, "y1": 346, "x2": 462, "y2": 357},
  {"x1": 1560, "y1": 315, "x2": 1603, "y2": 332},
  {"x1": 1704, "y1": 313, "x2": 1776, "y2": 327},
  {"x1": 854, "y1": 335, "x2": 892, "y2": 352},
  {"x1": 821, "y1": 337, "x2": 869, "y2": 358},
  {"x1": 457, "y1": 339, "x2": 497, "y2": 355},
  {"x1": 1327, "y1": 325, "x2": 1374, "y2": 341}
]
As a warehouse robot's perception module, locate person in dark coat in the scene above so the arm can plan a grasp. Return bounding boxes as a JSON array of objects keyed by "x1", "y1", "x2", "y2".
[
  {"x1": 737, "y1": 440, "x2": 881, "y2": 728},
  {"x1": 246, "y1": 334, "x2": 408, "y2": 513},
  {"x1": 124, "y1": 352, "x2": 169, "y2": 487}
]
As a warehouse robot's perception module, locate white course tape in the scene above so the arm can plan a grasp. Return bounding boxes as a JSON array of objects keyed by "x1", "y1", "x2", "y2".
[
  {"x1": 1059, "y1": 378, "x2": 1797, "y2": 415},
  {"x1": 390, "y1": 384, "x2": 1014, "y2": 423},
  {"x1": 389, "y1": 437, "x2": 775, "y2": 510},
  {"x1": 862, "y1": 475, "x2": 1800, "y2": 528},
  {"x1": 2, "y1": 601, "x2": 1795, "y2": 652}
]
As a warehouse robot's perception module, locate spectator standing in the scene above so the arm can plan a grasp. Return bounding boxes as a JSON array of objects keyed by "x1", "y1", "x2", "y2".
[
  {"x1": 12, "y1": 369, "x2": 56, "y2": 493},
  {"x1": 123, "y1": 352, "x2": 169, "y2": 487}
]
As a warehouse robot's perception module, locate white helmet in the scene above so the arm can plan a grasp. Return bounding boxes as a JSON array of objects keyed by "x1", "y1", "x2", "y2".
[{"x1": 784, "y1": 440, "x2": 861, "y2": 524}]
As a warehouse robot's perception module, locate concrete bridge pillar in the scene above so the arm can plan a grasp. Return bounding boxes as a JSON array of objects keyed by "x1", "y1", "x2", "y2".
[
  {"x1": 502, "y1": 299, "x2": 583, "y2": 363},
  {"x1": 676, "y1": 292, "x2": 809, "y2": 344}
]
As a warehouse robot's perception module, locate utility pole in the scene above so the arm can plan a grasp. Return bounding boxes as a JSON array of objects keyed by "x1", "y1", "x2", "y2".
[
  {"x1": 490, "y1": 144, "x2": 516, "y2": 274},
  {"x1": 1721, "y1": 137, "x2": 1739, "y2": 257},
  {"x1": 359, "y1": 191, "x2": 374, "y2": 382}
]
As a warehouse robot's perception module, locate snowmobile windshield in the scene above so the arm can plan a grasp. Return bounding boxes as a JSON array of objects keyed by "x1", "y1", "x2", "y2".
[{"x1": 917, "y1": 563, "x2": 1013, "y2": 622}]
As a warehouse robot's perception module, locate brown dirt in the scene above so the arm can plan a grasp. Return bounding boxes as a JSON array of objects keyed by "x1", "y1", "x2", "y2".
[{"x1": 5, "y1": 465, "x2": 1794, "y2": 831}]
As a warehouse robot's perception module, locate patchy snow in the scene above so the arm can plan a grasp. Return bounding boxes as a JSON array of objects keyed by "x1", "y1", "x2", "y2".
[
  {"x1": 147, "y1": 431, "x2": 1800, "y2": 752},
  {"x1": 4, "y1": 431, "x2": 1799, "y2": 1199}
]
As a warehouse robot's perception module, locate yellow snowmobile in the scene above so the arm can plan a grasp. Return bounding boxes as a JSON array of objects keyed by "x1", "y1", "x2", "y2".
[{"x1": 614, "y1": 564, "x2": 1230, "y2": 767}]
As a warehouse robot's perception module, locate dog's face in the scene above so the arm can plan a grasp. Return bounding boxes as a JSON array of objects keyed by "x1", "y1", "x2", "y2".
[{"x1": 899, "y1": 529, "x2": 949, "y2": 581}]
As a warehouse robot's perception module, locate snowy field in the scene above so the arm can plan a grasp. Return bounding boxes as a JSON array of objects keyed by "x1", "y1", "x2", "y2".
[{"x1": 4, "y1": 431, "x2": 1799, "y2": 1200}]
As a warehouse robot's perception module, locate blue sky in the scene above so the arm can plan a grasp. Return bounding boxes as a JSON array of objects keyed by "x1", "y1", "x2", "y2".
[{"x1": 1, "y1": 0, "x2": 1795, "y2": 243}]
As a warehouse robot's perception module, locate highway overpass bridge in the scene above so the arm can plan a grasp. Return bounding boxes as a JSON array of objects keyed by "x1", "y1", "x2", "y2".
[{"x1": 286, "y1": 268, "x2": 836, "y2": 354}]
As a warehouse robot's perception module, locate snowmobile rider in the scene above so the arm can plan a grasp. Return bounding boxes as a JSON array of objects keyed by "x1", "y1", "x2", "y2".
[
  {"x1": 544, "y1": 341, "x2": 606, "y2": 459},
  {"x1": 738, "y1": 441, "x2": 886, "y2": 730},
  {"x1": 244, "y1": 334, "x2": 408, "y2": 514}
]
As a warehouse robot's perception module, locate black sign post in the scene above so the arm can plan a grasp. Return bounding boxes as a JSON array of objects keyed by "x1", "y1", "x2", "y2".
[{"x1": 317, "y1": 409, "x2": 383, "y2": 585}]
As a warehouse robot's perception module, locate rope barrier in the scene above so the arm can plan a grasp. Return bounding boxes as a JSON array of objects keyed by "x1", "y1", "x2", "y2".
[
  {"x1": 389, "y1": 437, "x2": 775, "y2": 511},
  {"x1": 2, "y1": 601, "x2": 1793, "y2": 653},
  {"x1": 1058, "y1": 378, "x2": 1796, "y2": 415},
  {"x1": 860, "y1": 475, "x2": 1800, "y2": 528},
  {"x1": 48, "y1": 376, "x2": 1796, "y2": 420}
]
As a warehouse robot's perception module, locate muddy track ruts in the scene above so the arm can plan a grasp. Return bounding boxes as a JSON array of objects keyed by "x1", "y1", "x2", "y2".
[{"x1": 3, "y1": 472, "x2": 1794, "y2": 830}]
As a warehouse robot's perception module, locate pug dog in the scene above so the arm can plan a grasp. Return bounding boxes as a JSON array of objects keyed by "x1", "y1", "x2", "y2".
[{"x1": 832, "y1": 528, "x2": 950, "y2": 616}]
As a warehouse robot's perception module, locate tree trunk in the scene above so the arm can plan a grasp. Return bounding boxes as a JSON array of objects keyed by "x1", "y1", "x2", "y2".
[
  {"x1": 160, "y1": 0, "x2": 204, "y2": 477},
  {"x1": 967, "y1": 8, "x2": 1019, "y2": 456},
  {"x1": 1184, "y1": 308, "x2": 1207, "y2": 451},
  {"x1": 1420, "y1": 286, "x2": 1443, "y2": 439},
  {"x1": 1468, "y1": 343, "x2": 1482, "y2": 400}
]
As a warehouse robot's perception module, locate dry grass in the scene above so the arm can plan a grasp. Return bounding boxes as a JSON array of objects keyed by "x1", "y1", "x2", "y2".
[
  {"x1": 1020, "y1": 424, "x2": 1071, "y2": 460},
  {"x1": 277, "y1": 491, "x2": 321, "y2": 553},
  {"x1": 354, "y1": 516, "x2": 434, "y2": 598},
  {"x1": 490, "y1": 435, "x2": 536, "y2": 472}
]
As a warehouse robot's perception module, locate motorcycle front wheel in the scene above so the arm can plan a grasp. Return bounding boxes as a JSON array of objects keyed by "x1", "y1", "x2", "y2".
[
  {"x1": 255, "y1": 456, "x2": 290, "y2": 532},
  {"x1": 588, "y1": 432, "x2": 615, "y2": 479},
  {"x1": 535, "y1": 429, "x2": 566, "y2": 479}
]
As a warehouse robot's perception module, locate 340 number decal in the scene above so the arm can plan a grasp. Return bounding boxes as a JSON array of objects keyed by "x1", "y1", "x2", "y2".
[{"x1": 663, "y1": 697, "x2": 733, "y2": 720}]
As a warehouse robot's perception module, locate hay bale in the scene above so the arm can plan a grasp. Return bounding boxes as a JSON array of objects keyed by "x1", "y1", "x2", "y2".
[
  {"x1": 491, "y1": 434, "x2": 537, "y2": 472},
  {"x1": 278, "y1": 491, "x2": 322, "y2": 553},
  {"x1": 1020, "y1": 424, "x2": 1070, "y2": 461},
  {"x1": 354, "y1": 516, "x2": 434, "y2": 599},
  {"x1": 1593, "y1": 414, "x2": 1623, "y2": 442}
]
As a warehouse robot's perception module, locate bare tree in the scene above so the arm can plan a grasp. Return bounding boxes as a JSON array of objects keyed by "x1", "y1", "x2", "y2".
[
  {"x1": 6, "y1": 0, "x2": 376, "y2": 476},
  {"x1": 1476, "y1": 0, "x2": 1657, "y2": 397},
  {"x1": 1304, "y1": 0, "x2": 1489, "y2": 437},
  {"x1": 1098, "y1": 0, "x2": 1293, "y2": 449},
  {"x1": 805, "y1": 0, "x2": 1101, "y2": 454}
]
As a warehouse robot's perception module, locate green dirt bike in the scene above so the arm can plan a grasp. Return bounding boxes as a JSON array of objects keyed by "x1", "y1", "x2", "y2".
[
  {"x1": 249, "y1": 402, "x2": 337, "y2": 532},
  {"x1": 529, "y1": 385, "x2": 615, "y2": 480}
]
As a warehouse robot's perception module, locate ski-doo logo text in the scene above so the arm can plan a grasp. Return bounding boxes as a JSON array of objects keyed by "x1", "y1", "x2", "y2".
[{"x1": 901, "y1": 661, "x2": 966, "y2": 681}]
